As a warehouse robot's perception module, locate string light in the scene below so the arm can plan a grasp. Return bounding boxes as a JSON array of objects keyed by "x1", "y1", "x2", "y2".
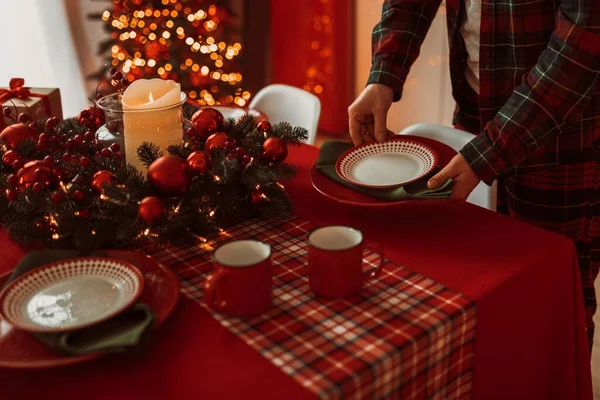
[
  {"x1": 303, "y1": 1, "x2": 334, "y2": 96},
  {"x1": 103, "y1": 1, "x2": 249, "y2": 105}
]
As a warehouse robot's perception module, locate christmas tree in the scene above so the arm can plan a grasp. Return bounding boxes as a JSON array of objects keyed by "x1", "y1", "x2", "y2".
[{"x1": 89, "y1": 0, "x2": 250, "y2": 107}]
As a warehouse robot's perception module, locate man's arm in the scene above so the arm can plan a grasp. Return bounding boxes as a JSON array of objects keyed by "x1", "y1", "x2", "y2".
[
  {"x1": 367, "y1": 0, "x2": 444, "y2": 101},
  {"x1": 460, "y1": 1, "x2": 600, "y2": 183}
]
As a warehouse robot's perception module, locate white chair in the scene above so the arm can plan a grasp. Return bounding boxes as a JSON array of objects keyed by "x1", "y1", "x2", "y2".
[
  {"x1": 398, "y1": 123, "x2": 497, "y2": 211},
  {"x1": 249, "y1": 84, "x2": 321, "y2": 145}
]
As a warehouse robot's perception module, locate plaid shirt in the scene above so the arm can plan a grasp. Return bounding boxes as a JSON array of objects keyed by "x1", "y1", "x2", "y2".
[{"x1": 368, "y1": 0, "x2": 600, "y2": 183}]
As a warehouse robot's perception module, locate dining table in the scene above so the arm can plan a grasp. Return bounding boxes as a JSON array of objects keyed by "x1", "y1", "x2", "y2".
[{"x1": 0, "y1": 143, "x2": 593, "y2": 399}]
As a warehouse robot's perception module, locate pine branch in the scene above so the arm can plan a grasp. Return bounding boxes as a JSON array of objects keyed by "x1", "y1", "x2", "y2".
[
  {"x1": 167, "y1": 143, "x2": 192, "y2": 159},
  {"x1": 14, "y1": 139, "x2": 37, "y2": 159},
  {"x1": 183, "y1": 103, "x2": 199, "y2": 120},
  {"x1": 137, "y1": 142, "x2": 163, "y2": 168},
  {"x1": 228, "y1": 114, "x2": 257, "y2": 141},
  {"x1": 271, "y1": 122, "x2": 308, "y2": 146}
]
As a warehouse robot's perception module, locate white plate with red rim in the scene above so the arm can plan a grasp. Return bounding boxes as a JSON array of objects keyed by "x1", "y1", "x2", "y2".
[
  {"x1": 0, "y1": 257, "x2": 144, "y2": 333},
  {"x1": 335, "y1": 138, "x2": 438, "y2": 188}
]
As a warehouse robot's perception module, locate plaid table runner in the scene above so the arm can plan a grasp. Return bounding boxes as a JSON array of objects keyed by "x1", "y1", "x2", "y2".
[{"x1": 145, "y1": 216, "x2": 477, "y2": 400}]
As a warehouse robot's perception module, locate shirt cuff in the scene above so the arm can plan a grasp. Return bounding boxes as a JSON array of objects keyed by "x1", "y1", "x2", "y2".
[
  {"x1": 366, "y1": 59, "x2": 409, "y2": 102},
  {"x1": 459, "y1": 132, "x2": 507, "y2": 185}
]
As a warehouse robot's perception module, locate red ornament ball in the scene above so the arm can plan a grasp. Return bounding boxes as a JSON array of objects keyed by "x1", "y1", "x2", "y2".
[
  {"x1": 101, "y1": 148, "x2": 112, "y2": 158},
  {"x1": 0, "y1": 123, "x2": 38, "y2": 149},
  {"x1": 17, "y1": 161, "x2": 54, "y2": 189},
  {"x1": 262, "y1": 137, "x2": 288, "y2": 162},
  {"x1": 147, "y1": 155, "x2": 190, "y2": 196},
  {"x1": 2, "y1": 150, "x2": 19, "y2": 166},
  {"x1": 91, "y1": 170, "x2": 116, "y2": 192},
  {"x1": 186, "y1": 151, "x2": 209, "y2": 175},
  {"x1": 257, "y1": 120, "x2": 272, "y2": 133},
  {"x1": 205, "y1": 132, "x2": 229, "y2": 151},
  {"x1": 191, "y1": 108, "x2": 225, "y2": 139},
  {"x1": 138, "y1": 196, "x2": 166, "y2": 223}
]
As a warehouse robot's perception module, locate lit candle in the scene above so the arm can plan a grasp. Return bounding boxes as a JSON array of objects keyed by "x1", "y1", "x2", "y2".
[{"x1": 122, "y1": 79, "x2": 183, "y2": 173}]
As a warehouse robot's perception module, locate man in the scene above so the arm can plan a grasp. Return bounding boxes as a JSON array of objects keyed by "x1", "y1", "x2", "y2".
[{"x1": 348, "y1": 0, "x2": 600, "y2": 349}]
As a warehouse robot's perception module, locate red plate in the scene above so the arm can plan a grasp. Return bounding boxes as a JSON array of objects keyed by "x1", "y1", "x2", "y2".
[
  {"x1": 311, "y1": 135, "x2": 457, "y2": 207},
  {"x1": 0, "y1": 250, "x2": 180, "y2": 369}
]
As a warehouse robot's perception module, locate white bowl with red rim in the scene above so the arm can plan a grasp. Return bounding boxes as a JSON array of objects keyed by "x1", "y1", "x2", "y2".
[
  {"x1": 0, "y1": 257, "x2": 144, "y2": 333},
  {"x1": 335, "y1": 138, "x2": 438, "y2": 188}
]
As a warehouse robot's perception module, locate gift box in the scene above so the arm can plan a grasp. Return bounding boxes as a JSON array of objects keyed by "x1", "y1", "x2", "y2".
[{"x1": 0, "y1": 78, "x2": 63, "y2": 129}]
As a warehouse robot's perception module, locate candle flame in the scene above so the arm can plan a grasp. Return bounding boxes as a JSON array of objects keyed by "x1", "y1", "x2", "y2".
[{"x1": 148, "y1": 91, "x2": 154, "y2": 102}]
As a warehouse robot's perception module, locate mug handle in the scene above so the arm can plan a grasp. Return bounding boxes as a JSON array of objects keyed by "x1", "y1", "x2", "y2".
[
  {"x1": 363, "y1": 241, "x2": 385, "y2": 280},
  {"x1": 203, "y1": 270, "x2": 229, "y2": 312}
]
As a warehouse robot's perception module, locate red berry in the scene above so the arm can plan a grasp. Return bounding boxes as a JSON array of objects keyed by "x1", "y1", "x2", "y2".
[
  {"x1": 70, "y1": 157, "x2": 80, "y2": 166},
  {"x1": 257, "y1": 120, "x2": 272, "y2": 132},
  {"x1": 7, "y1": 174, "x2": 17, "y2": 187},
  {"x1": 242, "y1": 154, "x2": 252, "y2": 164},
  {"x1": 17, "y1": 113, "x2": 29, "y2": 123},
  {"x1": 73, "y1": 189, "x2": 84, "y2": 201},
  {"x1": 32, "y1": 182, "x2": 44, "y2": 192},
  {"x1": 51, "y1": 190, "x2": 64, "y2": 204},
  {"x1": 186, "y1": 127, "x2": 198, "y2": 138},
  {"x1": 114, "y1": 151, "x2": 123, "y2": 159},
  {"x1": 225, "y1": 140, "x2": 236, "y2": 150},
  {"x1": 62, "y1": 153, "x2": 73, "y2": 162},
  {"x1": 2, "y1": 150, "x2": 19, "y2": 166},
  {"x1": 120, "y1": 78, "x2": 129, "y2": 87},
  {"x1": 110, "y1": 143, "x2": 120, "y2": 152},
  {"x1": 33, "y1": 168, "x2": 47, "y2": 182},
  {"x1": 109, "y1": 67, "x2": 117, "y2": 75},
  {"x1": 2, "y1": 107, "x2": 11, "y2": 117},
  {"x1": 84, "y1": 131, "x2": 95, "y2": 141},
  {"x1": 73, "y1": 135, "x2": 84, "y2": 145},
  {"x1": 113, "y1": 71, "x2": 123, "y2": 80},
  {"x1": 65, "y1": 139, "x2": 75, "y2": 151},
  {"x1": 38, "y1": 132, "x2": 50, "y2": 144},
  {"x1": 191, "y1": 145, "x2": 199, "y2": 151},
  {"x1": 11, "y1": 160, "x2": 23, "y2": 170},
  {"x1": 45, "y1": 117, "x2": 60, "y2": 130},
  {"x1": 234, "y1": 147, "x2": 245, "y2": 157},
  {"x1": 43, "y1": 156, "x2": 55, "y2": 166},
  {"x1": 6, "y1": 190, "x2": 17, "y2": 202},
  {"x1": 101, "y1": 148, "x2": 112, "y2": 158},
  {"x1": 79, "y1": 157, "x2": 91, "y2": 167}
]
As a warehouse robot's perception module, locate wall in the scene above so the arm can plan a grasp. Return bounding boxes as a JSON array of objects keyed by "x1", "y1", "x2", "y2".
[{"x1": 354, "y1": 0, "x2": 455, "y2": 133}]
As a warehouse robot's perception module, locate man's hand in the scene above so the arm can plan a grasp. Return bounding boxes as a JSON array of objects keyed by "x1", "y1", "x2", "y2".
[
  {"x1": 348, "y1": 84, "x2": 394, "y2": 145},
  {"x1": 427, "y1": 154, "x2": 480, "y2": 201}
]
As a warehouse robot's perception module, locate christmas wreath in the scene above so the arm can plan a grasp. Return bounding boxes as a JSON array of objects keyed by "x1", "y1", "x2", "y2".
[{"x1": 0, "y1": 102, "x2": 307, "y2": 249}]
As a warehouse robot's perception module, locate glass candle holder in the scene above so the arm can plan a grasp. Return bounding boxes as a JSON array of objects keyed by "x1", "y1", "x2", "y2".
[{"x1": 96, "y1": 92, "x2": 192, "y2": 173}]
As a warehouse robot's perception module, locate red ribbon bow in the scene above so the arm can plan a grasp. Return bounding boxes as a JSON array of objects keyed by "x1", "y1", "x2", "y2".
[
  {"x1": 0, "y1": 78, "x2": 52, "y2": 130},
  {"x1": 0, "y1": 78, "x2": 32, "y2": 104}
]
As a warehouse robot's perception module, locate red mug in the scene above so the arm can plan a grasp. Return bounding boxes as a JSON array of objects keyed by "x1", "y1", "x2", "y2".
[
  {"x1": 307, "y1": 226, "x2": 384, "y2": 299},
  {"x1": 204, "y1": 240, "x2": 272, "y2": 316}
]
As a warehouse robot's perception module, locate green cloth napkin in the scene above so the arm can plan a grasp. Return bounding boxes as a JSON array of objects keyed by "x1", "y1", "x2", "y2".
[
  {"x1": 6, "y1": 250, "x2": 155, "y2": 356},
  {"x1": 316, "y1": 141, "x2": 453, "y2": 201}
]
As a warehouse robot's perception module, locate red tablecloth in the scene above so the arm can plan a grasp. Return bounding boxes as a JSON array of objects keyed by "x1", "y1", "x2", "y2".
[{"x1": 0, "y1": 145, "x2": 593, "y2": 400}]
